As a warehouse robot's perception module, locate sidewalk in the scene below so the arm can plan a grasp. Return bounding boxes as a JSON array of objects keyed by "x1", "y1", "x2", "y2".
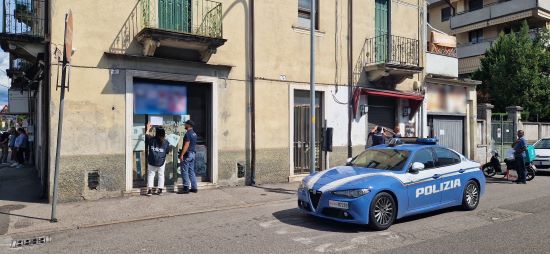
[{"x1": 0, "y1": 165, "x2": 299, "y2": 237}]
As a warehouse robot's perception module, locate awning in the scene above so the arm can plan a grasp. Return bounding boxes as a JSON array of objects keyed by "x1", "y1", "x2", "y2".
[{"x1": 353, "y1": 88, "x2": 424, "y2": 118}]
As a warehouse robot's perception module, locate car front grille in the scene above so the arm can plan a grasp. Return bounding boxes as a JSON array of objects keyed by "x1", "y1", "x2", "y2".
[{"x1": 309, "y1": 189, "x2": 322, "y2": 210}]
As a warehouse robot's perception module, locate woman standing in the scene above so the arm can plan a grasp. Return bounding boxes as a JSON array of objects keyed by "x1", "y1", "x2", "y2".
[
  {"x1": 145, "y1": 123, "x2": 170, "y2": 196},
  {"x1": 13, "y1": 128, "x2": 28, "y2": 169}
]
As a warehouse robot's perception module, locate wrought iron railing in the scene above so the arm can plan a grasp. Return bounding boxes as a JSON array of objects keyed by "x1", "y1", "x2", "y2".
[
  {"x1": 361, "y1": 34, "x2": 420, "y2": 67},
  {"x1": 140, "y1": 0, "x2": 222, "y2": 38},
  {"x1": 428, "y1": 43, "x2": 457, "y2": 57},
  {"x1": 1, "y1": 0, "x2": 45, "y2": 38}
]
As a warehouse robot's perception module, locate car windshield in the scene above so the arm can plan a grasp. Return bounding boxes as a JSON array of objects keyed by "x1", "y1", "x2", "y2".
[
  {"x1": 350, "y1": 149, "x2": 410, "y2": 171},
  {"x1": 535, "y1": 139, "x2": 550, "y2": 149}
]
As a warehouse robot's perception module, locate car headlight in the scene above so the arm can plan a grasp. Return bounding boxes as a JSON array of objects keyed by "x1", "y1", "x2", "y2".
[
  {"x1": 299, "y1": 181, "x2": 308, "y2": 190},
  {"x1": 331, "y1": 189, "x2": 370, "y2": 198}
]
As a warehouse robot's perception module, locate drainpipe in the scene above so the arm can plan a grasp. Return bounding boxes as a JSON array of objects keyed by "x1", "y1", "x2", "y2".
[
  {"x1": 249, "y1": 0, "x2": 256, "y2": 185},
  {"x1": 387, "y1": 0, "x2": 392, "y2": 62},
  {"x1": 347, "y1": 0, "x2": 353, "y2": 158}
]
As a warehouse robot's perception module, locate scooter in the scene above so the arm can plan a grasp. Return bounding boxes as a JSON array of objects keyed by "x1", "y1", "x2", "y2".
[{"x1": 482, "y1": 150, "x2": 536, "y2": 181}]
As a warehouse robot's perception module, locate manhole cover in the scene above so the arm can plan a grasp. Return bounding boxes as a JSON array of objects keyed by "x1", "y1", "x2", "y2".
[{"x1": 11, "y1": 236, "x2": 50, "y2": 248}]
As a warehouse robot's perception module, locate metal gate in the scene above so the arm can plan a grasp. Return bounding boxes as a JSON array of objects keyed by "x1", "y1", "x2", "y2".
[
  {"x1": 294, "y1": 105, "x2": 322, "y2": 174},
  {"x1": 431, "y1": 116, "x2": 464, "y2": 154},
  {"x1": 491, "y1": 114, "x2": 515, "y2": 157}
]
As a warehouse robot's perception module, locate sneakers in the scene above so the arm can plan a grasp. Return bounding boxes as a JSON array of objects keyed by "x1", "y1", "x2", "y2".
[
  {"x1": 10, "y1": 163, "x2": 18, "y2": 167},
  {"x1": 146, "y1": 189, "x2": 153, "y2": 196},
  {"x1": 16, "y1": 164, "x2": 23, "y2": 169},
  {"x1": 180, "y1": 186, "x2": 190, "y2": 194},
  {"x1": 190, "y1": 188, "x2": 198, "y2": 193},
  {"x1": 156, "y1": 188, "x2": 164, "y2": 196}
]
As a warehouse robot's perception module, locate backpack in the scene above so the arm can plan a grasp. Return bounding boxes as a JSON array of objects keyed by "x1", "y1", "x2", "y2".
[{"x1": 526, "y1": 145, "x2": 536, "y2": 163}]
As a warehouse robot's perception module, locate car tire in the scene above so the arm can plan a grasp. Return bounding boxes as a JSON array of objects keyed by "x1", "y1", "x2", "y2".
[
  {"x1": 368, "y1": 192, "x2": 396, "y2": 231},
  {"x1": 461, "y1": 180, "x2": 480, "y2": 211}
]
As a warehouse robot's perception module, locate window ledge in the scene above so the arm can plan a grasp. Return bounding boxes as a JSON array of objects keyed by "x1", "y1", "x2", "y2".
[{"x1": 292, "y1": 25, "x2": 325, "y2": 36}]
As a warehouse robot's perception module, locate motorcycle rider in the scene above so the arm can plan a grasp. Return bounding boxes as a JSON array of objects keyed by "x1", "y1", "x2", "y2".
[{"x1": 512, "y1": 130, "x2": 528, "y2": 184}]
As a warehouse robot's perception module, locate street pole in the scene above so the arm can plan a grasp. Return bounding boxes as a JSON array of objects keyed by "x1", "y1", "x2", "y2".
[
  {"x1": 51, "y1": 10, "x2": 73, "y2": 223},
  {"x1": 309, "y1": 0, "x2": 316, "y2": 174}
]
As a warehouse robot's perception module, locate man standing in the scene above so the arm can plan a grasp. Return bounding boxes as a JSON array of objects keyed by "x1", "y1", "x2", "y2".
[
  {"x1": 368, "y1": 126, "x2": 388, "y2": 148},
  {"x1": 145, "y1": 123, "x2": 170, "y2": 196},
  {"x1": 179, "y1": 120, "x2": 198, "y2": 194},
  {"x1": 512, "y1": 130, "x2": 527, "y2": 184},
  {"x1": 0, "y1": 130, "x2": 10, "y2": 164}
]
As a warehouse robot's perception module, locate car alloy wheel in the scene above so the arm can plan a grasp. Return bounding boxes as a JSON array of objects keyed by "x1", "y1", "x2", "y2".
[
  {"x1": 369, "y1": 192, "x2": 396, "y2": 230},
  {"x1": 462, "y1": 180, "x2": 480, "y2": 211}
]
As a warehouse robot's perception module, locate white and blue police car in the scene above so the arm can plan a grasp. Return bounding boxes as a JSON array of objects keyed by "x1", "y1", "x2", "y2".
[{"x1": 297, "y1": 138, "x2": 485, "y2": 230}]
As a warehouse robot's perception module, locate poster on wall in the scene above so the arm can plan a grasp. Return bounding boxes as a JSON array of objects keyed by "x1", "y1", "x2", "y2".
[{"x1": 134, "y1": 80, "x2": 188, "y2": 115}]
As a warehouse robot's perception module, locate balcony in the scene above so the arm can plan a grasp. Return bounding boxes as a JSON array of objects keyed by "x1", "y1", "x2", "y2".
[
  {"x1": 427, "y1": 34, "x2": 458, "y2": 78},
  {"x1": 450, "y1": 0, "x2": 550, "y2": 32},
  {"x1": 356, "y1": 35, "x2": 422, "y2": 82},
  {"x1": 110, "y1": 0, "x2": 226, "y2": 62}
]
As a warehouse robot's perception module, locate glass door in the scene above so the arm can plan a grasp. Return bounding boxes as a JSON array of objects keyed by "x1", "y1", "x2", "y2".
[{"x1": 158, "y1": 0, "x2": 191, "y2": 33}]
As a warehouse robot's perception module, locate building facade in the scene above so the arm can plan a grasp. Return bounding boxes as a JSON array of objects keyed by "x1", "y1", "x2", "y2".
[
  {"x1": 2, "y1": 0, "x2": 431, "y2": 202},
  {"x1": 428, "y1": 0, "x2": 550, "y2": 77}
]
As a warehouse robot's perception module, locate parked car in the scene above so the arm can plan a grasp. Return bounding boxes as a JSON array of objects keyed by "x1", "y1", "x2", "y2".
[
  {"x1": 297, "y1": 138, "x2": 485, "y2": 230},
  {"x1": 533, "y1": 138, "x2": 550, "y2": 169}
]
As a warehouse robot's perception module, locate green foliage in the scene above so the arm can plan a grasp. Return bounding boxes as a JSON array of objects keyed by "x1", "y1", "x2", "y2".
[{"x1": 473, "y1": 21, "x2": 550, "y2": 121}]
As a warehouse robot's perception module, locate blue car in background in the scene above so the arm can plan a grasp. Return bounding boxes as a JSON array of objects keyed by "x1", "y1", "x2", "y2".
[{"x1": 297, "y1": 138, "x2": 485, "y2": 230}]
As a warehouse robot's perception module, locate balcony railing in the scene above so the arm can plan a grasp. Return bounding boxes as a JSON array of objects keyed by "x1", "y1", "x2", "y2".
[
  {"x1": 140, "y1": 0, "x2": 222, "y2": 38},
  {"x1": 1, "y1": 0, "x2": 45, "y2": 39},
  {"x1": 450, "y1": 0, "x2": 541, "y2": 29},
  {"x1": 360, "y1": 34, "x2": 420, "y2": 67}
]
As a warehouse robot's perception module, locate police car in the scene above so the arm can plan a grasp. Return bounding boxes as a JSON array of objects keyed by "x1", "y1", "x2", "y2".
[{"x1": 297, "y1": 138, "x2": 485, "y2": 230}]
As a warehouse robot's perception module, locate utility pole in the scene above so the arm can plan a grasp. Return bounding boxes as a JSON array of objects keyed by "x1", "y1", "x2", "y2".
[
  {"x1": 347, "y1": 0, "x2": 353, "y2": 158},
  {"x1": 309, "y1": 0, "x2": 316, "y2": 174}
]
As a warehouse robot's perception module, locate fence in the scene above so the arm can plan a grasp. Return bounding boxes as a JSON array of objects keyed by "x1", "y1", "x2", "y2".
[
  {"x1": 522, "y1": 122, "x2": 550, "y2": 143},
  {"x1": 1, "y1": 0, "x2": 46, "y2": 38}
]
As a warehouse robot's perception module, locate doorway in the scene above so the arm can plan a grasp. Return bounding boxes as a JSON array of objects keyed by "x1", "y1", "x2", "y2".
[
  {"x1": 293, "y1": 90, "x2": 323, "y2": 174},
  {"x1": 375, "y1": 0, "x2": 389, "y2": 62},
  {"x1": 428, "y1": 115, "x2": 465, "y2": 154},
  {"x1": 132, "y1": 78, "x2": 212, "y2": 189}
]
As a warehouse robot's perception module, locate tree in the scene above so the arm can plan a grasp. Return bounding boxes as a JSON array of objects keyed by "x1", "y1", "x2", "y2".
[{"x1": 473, "y1": 21, "x2": 550, "y2": 121}]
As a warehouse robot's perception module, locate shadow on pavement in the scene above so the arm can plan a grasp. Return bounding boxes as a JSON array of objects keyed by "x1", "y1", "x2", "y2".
[
  {"x1": 252, "y1": 186, "x2": 297, "y2": 195},
  {"x1": 0, "y1": 165, "x2": 45, "y2": 203},
  {"x1": 272, "y1": 208, "x2": 369, "y2": 233}
]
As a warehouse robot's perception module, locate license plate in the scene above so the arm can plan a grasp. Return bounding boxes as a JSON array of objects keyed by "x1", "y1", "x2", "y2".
[
  {"x1": 535, "y1": 161, "x2": 550, "y2": 166},
  {"x1": 328, "y1": 200, "x2": 349, "y2": 209}
]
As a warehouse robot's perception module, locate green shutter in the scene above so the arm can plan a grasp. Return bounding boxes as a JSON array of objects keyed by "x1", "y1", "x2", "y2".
[
  {"x1": 158, "y1": 0, "x2": 190, "y2": 32},
  {"x1": 375, "y1": 0, "x2": 388, "y2": 63}
]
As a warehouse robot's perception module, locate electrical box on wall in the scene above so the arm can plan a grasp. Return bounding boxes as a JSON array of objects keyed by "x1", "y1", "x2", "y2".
[{"x1": 237, "y1": 162, "x2": 245, "y2": 179}]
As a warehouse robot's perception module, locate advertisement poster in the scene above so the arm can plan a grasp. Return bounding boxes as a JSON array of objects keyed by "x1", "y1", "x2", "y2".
[{"x1": 134, "y1": 80, "x2": 188, "y2": 115}]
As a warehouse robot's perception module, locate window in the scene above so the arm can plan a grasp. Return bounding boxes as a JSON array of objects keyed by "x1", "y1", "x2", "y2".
[
  {"x1": 434, "y1": 148, "x2": 461, "y2": 167},
  {"x1": 441, "y1": 7, "x2": 451, "y2": 22},
  {"x1": 350, "y1": 149, "x2": 411, "y2": 171},
  {"x1": 534, "y1": 139, "x2": 550, "y2": 149},
  {"x1": 412, "y1": 149, "x2": 436, "y2": 170},
  {"x1": 298, "y1": 0, "x2": 319, "y2": 30},
  {"x1": 468, "y1": 29, "x2": 483, "y2": 44},
  {"x1": 468, "y1": 0, "x2": 483, "y2": 11}
]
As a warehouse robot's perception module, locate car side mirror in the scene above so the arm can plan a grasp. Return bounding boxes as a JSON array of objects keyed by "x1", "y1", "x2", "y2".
[
  {"x1": 409, "y1": 162, "x2": 425, "y2": 174},
  {"x1": 345, "y1": 157, "x2": 353, "y2": 166}
]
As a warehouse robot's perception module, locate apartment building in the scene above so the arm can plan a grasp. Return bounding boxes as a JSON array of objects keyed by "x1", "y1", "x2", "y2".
[
  {"x1": 1, "y1": 0, "x2": 428, "y2": 202},
  {"x1": 428, "y1": 0, "x2": 550, "y2": 76}
]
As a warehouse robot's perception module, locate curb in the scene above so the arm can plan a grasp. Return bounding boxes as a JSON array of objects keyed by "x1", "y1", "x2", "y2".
[{"x1": 4, "y1": 197, "x2": 296, "y2": 238}]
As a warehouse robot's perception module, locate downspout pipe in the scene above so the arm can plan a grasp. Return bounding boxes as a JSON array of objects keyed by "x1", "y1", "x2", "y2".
[
  {"x1": 347, "y1": 0, "x2": 353, "y2": 158},
  {"x1": 250, "y1": 0, "x2": 256, "y2": 185}
]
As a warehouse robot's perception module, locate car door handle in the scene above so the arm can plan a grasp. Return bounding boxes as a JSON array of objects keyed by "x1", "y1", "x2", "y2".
[
  {"x1": 432, "y1": 174, "x2": 441, "y2": 179},
  {"x1": 459, "y1": 169, "x2": 465, "y2": 173}
]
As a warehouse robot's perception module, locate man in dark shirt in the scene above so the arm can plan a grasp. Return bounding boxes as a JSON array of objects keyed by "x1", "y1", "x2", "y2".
[
  {"x1": 0, "y1": 131, "x2": 10, "y2": 164},
  {"x1": 145, "y1": 123, "x2": 170, "y2": 196},
  {"x1": 369, "y1": 126, "x2": 388, "y2": 147},
  {"x1": 512, "y1": 130, "x2": 528, "y2": 184},
  {"x1": 179, "y1": 120, "x2": 198, "y2": 194}
]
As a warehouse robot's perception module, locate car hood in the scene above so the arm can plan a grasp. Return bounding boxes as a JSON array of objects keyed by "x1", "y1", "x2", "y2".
[
  {"x1": 305, "y1": 166, "x2": 392, "y2": 192},
  {"x1": 535, "y1": 149, "x2": 550, "y2": 157}
]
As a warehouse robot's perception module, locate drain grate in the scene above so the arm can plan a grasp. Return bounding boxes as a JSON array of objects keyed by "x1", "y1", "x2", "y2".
[{"x1": 11, "y1": 236, "x2": 50, "y2": 248}]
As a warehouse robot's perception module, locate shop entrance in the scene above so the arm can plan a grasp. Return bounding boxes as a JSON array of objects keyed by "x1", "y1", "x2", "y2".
[{"x1": 132, "y1": 78, "x2": 212, "y2": 189}]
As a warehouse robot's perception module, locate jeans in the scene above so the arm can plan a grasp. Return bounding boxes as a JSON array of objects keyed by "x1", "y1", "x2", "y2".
[
  {"x1": 514, "y1": 156, "x2": 526, "y2": 183},
  {"x1": 1, "y1": 144, "x2": 8, "y2": 163},
  {"x1": 147, "y1": 163, "x2": 166, "y2": 189},
  {"x1": 181, "y1": 152, "x2": 197, "y2": 189},
  {"x1": 16, "y1": 148, "x2": 25, "y2": 165}
]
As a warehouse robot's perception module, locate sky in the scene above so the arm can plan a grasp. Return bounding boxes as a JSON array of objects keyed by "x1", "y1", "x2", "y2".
[{"x1": 0, "y1": 52, "x2": 9, "y2": 107}]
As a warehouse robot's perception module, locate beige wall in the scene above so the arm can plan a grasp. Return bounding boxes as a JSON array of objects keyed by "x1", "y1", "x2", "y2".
[{"x1": 47, "y1": 0, "x2": 426, "y2": 200}]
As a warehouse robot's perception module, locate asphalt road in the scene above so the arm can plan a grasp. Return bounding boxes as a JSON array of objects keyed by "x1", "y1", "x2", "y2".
[{"x1": 5, "y1": 173, "x2": 550, "y2": 254}]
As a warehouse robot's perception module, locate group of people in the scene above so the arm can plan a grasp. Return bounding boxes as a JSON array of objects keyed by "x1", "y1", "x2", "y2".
[
  {"x1": 368, "y1": 125, "x2": 402, "y2": 147},
  {"x1": 0, "y1": 127, "x2": 29, "y2": 168},
  {"x1": 144, "y1": 119, "x2": 198, "y2": 196}
]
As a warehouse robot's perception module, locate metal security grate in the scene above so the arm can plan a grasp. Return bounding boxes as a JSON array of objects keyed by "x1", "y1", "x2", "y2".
[{"x1": 11, "y1": 236, "x2": 50, "y2": 248}]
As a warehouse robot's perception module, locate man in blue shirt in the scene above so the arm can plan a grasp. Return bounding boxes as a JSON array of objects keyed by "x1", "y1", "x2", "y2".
[
  {"x1": 512, "y1": 130, "x2": 527, "y2": 184},
  {"x1": 179, "y1": 120, "x2": 198, "y2": 194}
]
